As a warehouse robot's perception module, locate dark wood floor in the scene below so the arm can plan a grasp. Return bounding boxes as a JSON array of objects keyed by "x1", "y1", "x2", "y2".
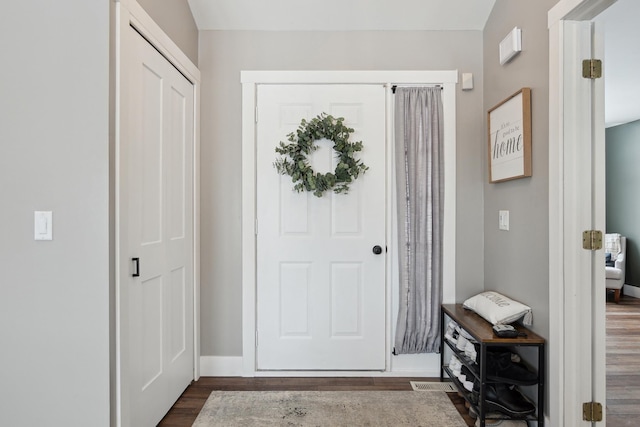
[
  {"x1": 157, "y1": 377, "x2": 475, "y2": 426},
  {"x1": 158, "y1": 296, "x2": 640, "y2": 426},
  {"x1": 606, "y1": 293, "x2": 640, "y2": 426}
]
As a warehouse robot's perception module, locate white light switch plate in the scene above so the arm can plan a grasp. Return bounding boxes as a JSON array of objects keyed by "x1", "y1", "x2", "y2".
[
  {"x1": 499, "y1": 210, "x2": 510, "y2": 231},
  {"x1": 34, "y1": 211, "x2": 53, "y2": 240}
]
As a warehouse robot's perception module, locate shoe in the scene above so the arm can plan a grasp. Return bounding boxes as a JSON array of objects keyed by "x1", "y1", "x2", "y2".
[
  {"x1": 469, "y1": 406, "x2": 512, "y2": 424},
  {"x1": 460, "y1": 366, "x2": 475, "y2": 392},
  {"x1": 452, "y1": 359, "x2": 462, "y2": 378},
  {"x1": 474, "y1": 416, "x2": 528, "y2": 426},
  {"x1": 468, "y1": 378, "x2": 480, "y2": 405},
  {"x1": 446, "y1": 321, "x2": 458, "y2": 335},
  {"x1": 445, "y1": 322, "x2": 458, "y2": 344},
  {"x1": 468, "y1": 404, "x2": 478, "y2": 419},
  {"x1": 456, "y1": 334, "x2": 469, "y2": 351},
  {"x1": 445, "y1": 326, "x2": 459, "y2": 345},
  {"x1": 465, "y1": 341, "x2": 478, "y2": 362},
  {"x1": 458, "y1": 327, "x2": 474, "y2": 341},
  {"x1": 449, "y1": 355, "x2": 462, "y2": 378},
  {"x1": 458, "y1": 365, "x2": 467, "y2": 382},
  {"x1": 444, "y1": 332, "x2": 457, "y2": 345},
  {"x1": 485, "y1": 351, "x2": 537, "y2": 385},
  {"x1": 474, "y1": 383, "x2": 535, "y2": 417},
  {"x1": 470, "y1": 405, "x2": 528, "y2": 426},
  {"x1": 486, "y1": 346, "x2": 522, "y2": 363}
]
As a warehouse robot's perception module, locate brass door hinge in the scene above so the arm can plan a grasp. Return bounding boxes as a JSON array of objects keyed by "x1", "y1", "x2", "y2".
[
  {"x1": 583, "y1": 230, "x2": 603, "y2": 250},
  {"x1": 583, "y1": 401, "x2": 603, "y2": 422},
  {"x1": 582, "y1": 59, "x2": 602, "y2": 79}
]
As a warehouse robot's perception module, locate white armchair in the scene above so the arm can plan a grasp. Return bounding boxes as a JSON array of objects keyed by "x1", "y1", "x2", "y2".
[{"x1": 605, "y1": 234, "x2": 626, "y2": 303}]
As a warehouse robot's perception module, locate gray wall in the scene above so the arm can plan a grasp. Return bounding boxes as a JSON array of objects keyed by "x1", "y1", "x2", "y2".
[
  {"x1": 137, "y1": 0, "x2": 199, "y2": 66},
  {"x1": 482, "y1": 0, "x2": 555, "y2": 341},
  {"x1": 198, "y1": 30, "x2": 486, "y2": 356},
  {"x1": 606, "y1": 119, "x2": 640, "y2": 287},
  {"x1": 0, "y1": 2, "x2": 110, "y2": 426}
]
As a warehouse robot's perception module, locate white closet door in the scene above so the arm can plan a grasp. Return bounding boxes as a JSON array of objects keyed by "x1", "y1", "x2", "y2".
[{"x1": 120, "y1": 25, "x2": 195, "y2": 427}]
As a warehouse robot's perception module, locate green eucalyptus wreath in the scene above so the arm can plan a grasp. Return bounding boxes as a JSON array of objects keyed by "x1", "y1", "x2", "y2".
[{"x1": 273, "y1": 113, "x2": 368, "y2": 197}]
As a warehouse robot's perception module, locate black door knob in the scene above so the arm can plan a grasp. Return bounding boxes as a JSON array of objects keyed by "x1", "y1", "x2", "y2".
[{"x1": 372, "y1": 245, "x2": 383, "y2": 255}]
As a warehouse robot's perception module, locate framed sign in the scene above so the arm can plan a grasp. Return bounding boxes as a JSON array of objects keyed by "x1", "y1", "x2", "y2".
[{"x1": 487, "y1": 88, "x2": 532, "y2": 183}]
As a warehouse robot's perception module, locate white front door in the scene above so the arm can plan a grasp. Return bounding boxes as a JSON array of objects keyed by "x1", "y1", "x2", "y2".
[
  {"x1": 255, "y1": 84, "x2": 386, "y2": 370},
  {"x1": 120, "y1": 26, "x2": 195, "y2": 426}
]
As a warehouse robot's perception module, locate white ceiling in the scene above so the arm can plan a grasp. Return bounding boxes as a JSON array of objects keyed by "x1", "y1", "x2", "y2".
[
  {"x1": 187, "y1": 0, "x2": 640, "y2": 127},
  {"x1": 187, "y1": 0, "x2": 496, "y2": 31}
]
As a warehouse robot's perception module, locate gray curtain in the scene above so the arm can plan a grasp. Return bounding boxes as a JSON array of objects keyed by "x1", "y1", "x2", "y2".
[{"x1": 393, "y1": 87, "x2": 444, "y2": 354}]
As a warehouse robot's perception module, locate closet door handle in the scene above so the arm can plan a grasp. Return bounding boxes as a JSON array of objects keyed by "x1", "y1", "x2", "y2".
[{"x1": 132, "y1": 257, "x2": 140, "y2": 277}]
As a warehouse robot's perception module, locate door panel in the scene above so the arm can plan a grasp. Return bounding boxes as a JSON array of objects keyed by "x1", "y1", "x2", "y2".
[
  {"x1": 330, "y1": 263, "x2": 363, "y2": 336},
  {"x1": 140, "y1": 65, "x2": 163, "y2": 245},
  {"x1": 169, "y1": 267, "x2": 187, "y2": 361},
  {"x1": 280, "y1": 263, "x2": 311, "y2": 336},
  {"x1": 122, "y1": 26, "x2": 194, "y2": 427},
  {"x1": 140, "y1": 275, "x2": 163, "y2": 389},
  {"x1": 256, "y1": 84, "x2": 386, "y2": 370}
]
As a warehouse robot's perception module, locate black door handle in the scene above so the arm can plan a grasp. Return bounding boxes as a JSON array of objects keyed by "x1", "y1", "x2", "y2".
[
  {"x1": 372, "y1": 245, "x2": 383, "y2": 255},
  {"x1": 132, "y1": 257, "x2": 140, "y2": 277}
]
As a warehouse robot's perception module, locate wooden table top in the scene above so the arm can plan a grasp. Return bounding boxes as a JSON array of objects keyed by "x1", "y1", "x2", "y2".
[{"x1": 442, "y1": 304, "x2": 545, "y2": 345}]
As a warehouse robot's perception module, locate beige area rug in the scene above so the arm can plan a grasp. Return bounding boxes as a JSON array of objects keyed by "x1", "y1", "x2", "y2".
[{"x1": 192, "y1": 390, "x2": 467, "y2": 427}]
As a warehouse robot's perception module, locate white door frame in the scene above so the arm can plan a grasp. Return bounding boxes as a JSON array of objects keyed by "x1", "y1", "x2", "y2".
[
  {"x1": 548, "y1": 0, "x2": 612, "y2": 425},
  {"x1": 113, "y1": 0, "x2": 201, "y2": 425},
  {"x1": 241, "y1": 70, "x2": 457, "y2": 376}
]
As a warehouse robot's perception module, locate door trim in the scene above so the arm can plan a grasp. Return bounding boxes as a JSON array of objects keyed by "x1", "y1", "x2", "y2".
[
  {"x1": 548, "y1": 1, "x2": 611, "y2": 425},
  {"x1": 113, "y1": 1, "x2": 201, "y2": 425},
  {"x1": 241, "y1": 71, "x2": 458, "y2": 376}
]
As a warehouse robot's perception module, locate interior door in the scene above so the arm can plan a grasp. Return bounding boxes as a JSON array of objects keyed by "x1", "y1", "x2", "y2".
[
  {"x1": 560, "y1": 18, "x2": 607, "y2": 425},
  {"x1": 590, "y1": 18, "x2": 607, "y2": 425},
  {"x1": 255, "y1": 84, "x2": 386, "y2": 370},
  {"x1": 120, "y1": 25, "x2": 195, "y2": 426}
]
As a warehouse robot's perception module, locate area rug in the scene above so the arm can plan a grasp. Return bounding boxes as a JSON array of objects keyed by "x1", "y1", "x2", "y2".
[{"x1": 192, "y1": 390, "x2": 467, "y2": 426}]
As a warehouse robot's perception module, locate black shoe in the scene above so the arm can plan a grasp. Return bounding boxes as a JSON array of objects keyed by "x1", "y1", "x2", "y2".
[
  {"x1": 481, "y1": 383, "x2": 535, "y2": 417},
  {"x1": 486, "y1": 351, "x2": 537, "y2": 385},
  {"x1": 460, "y1": 366, "x2": 475, "y2": 392},
  {"x1": 469, "y1": 380, "x2": 479, "y2": 405}
]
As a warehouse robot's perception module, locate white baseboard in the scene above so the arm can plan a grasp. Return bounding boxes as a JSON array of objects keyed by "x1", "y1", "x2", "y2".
[
  {"x1": 251, "y1": 370, "x2": 438, "y2": 377},
  {"x1": 200, "y1": 356, "x2": 244, "y2": 376},
  {"x1": 199, "y1": 355, "x2": 440, "y2": 377},
  {"x1": 623, "y1": 284, "x2": 640, "y2": 298}
]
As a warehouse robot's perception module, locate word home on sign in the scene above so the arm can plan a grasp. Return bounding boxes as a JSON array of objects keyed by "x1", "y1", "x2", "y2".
[{"x1": 487, "y1": 88, "x2": 531, "y2": 183}]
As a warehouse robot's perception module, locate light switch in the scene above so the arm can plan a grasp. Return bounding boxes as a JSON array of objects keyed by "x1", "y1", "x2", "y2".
[
  {"x1": 499, "y1": 210, "x2": 510, "y2": 231},
  {"x1": 34, "y1": 211, "x2": 53, "y2": 240}
]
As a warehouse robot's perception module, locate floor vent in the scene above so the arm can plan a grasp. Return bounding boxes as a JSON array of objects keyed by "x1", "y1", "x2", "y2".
[{"x1": 410, "y1": 381, "x2": 456, "y2": 392}]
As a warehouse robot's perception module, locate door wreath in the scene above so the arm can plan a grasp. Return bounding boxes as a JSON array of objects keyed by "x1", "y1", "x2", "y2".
[{"x1": 273, "y1": 113, "x2": 368, "y2": 197}]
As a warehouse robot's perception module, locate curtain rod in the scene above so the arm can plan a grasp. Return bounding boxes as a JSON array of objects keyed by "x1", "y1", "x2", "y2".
[{"x1": 391, "y1": 84, "x2": 442, "y2": 94}]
